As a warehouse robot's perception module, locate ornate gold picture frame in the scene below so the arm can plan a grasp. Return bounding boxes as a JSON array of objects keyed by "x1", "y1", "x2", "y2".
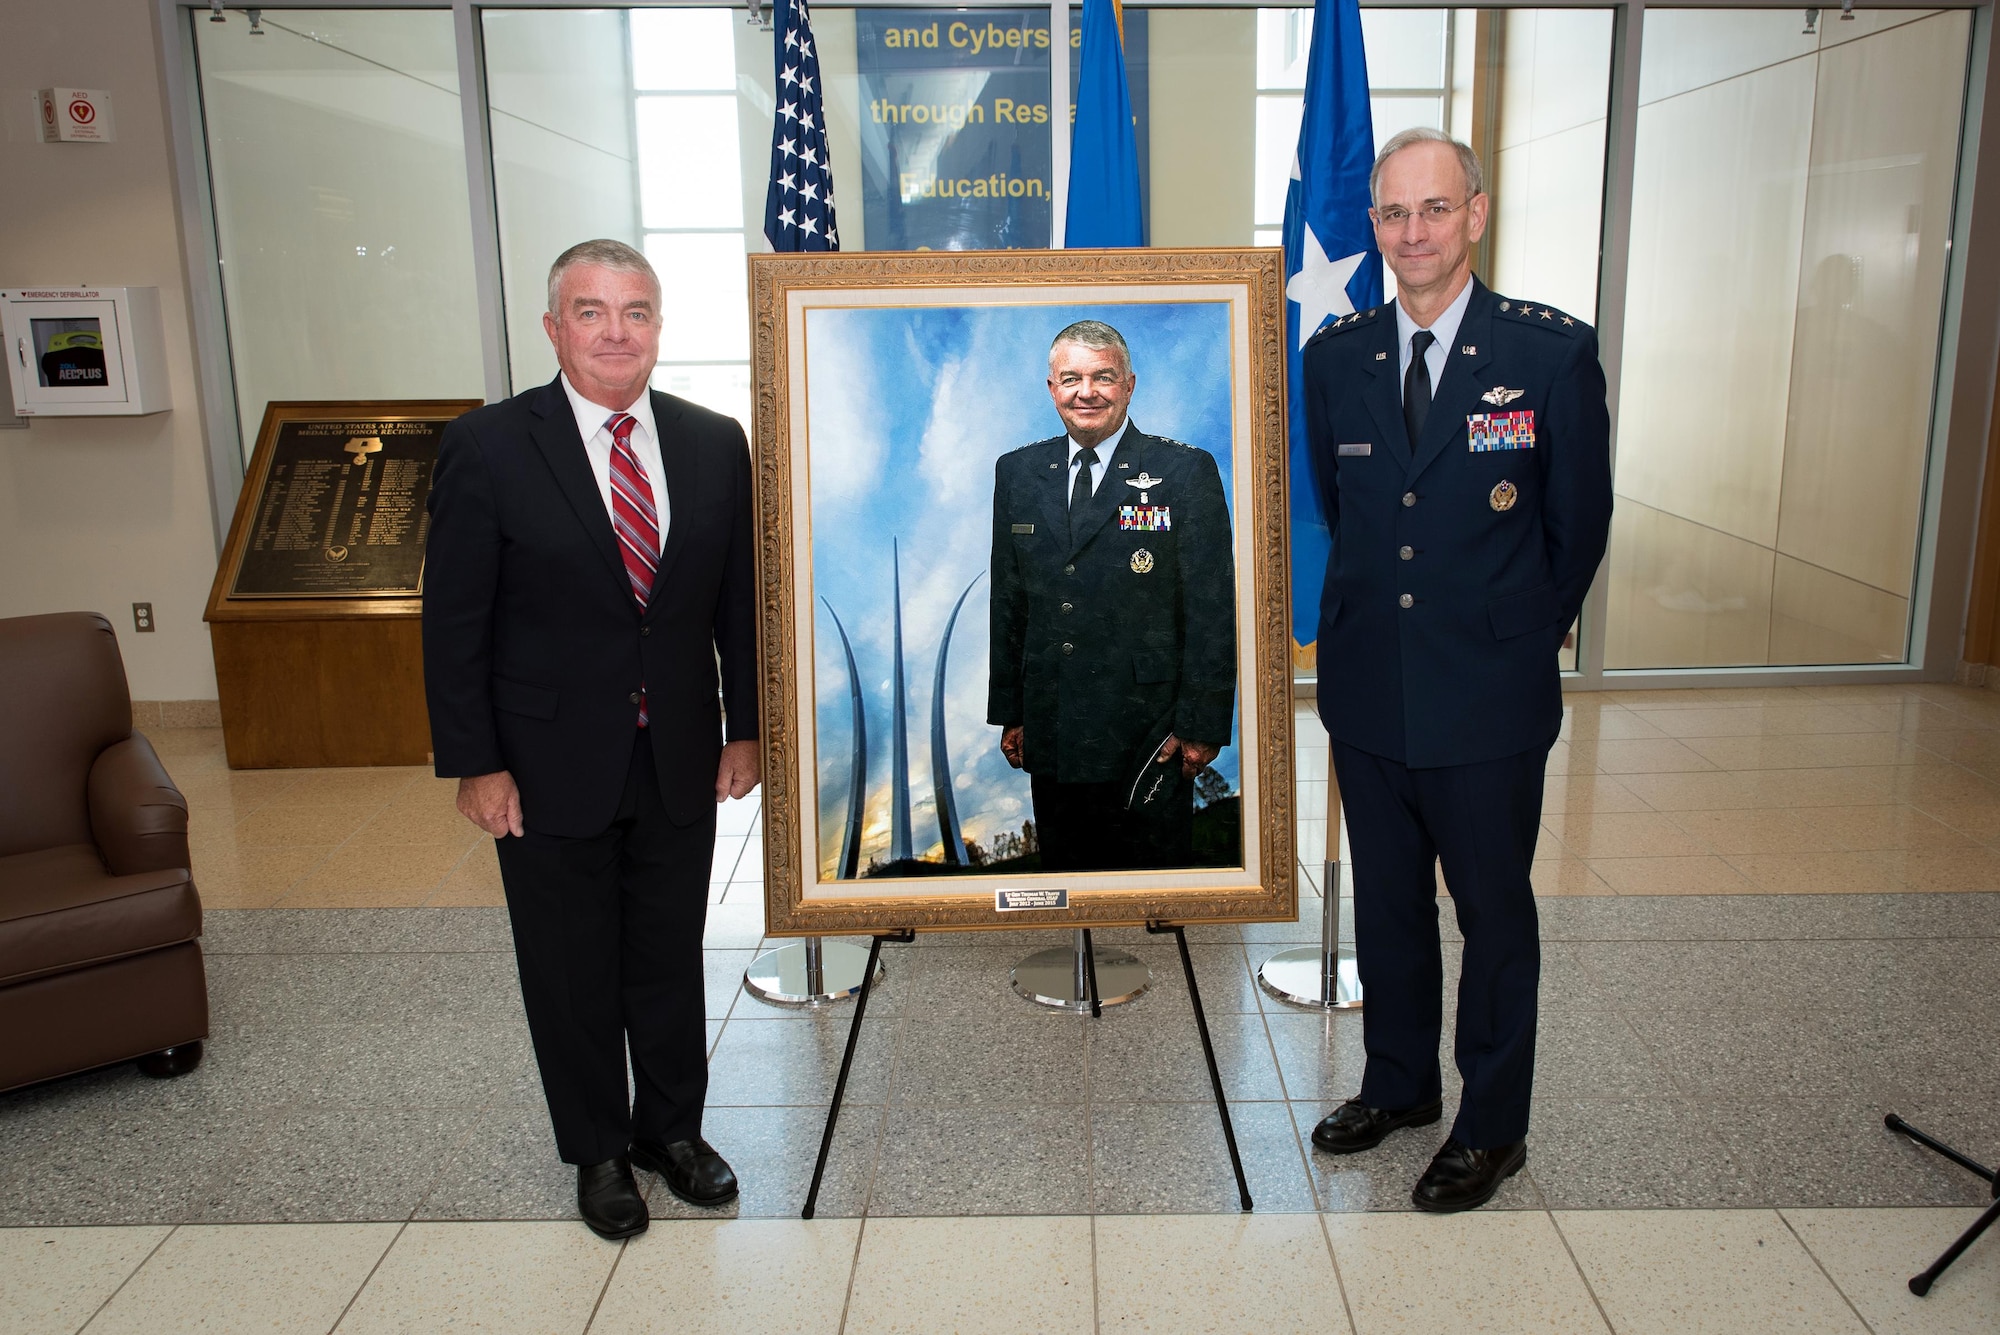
[{"x1": 751, "y1": 249, "x2": 1294, "y2": 933}]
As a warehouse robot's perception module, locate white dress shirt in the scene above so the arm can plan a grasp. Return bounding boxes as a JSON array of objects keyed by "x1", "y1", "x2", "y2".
[
  {"x1": 560, "y1": 372, "x2": 669, "y2": 552},
  {"x1": 1066, "y1": 415, "x2": 1132, "y2": 497},
  {"x1": 1394, "y1": 277, "x2": 1477, "y2": 405}
]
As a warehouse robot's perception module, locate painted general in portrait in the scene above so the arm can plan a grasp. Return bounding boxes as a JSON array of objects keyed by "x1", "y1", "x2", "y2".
[{"x1": 987, "y1": 319, "x2": 1239, "y2": 873}]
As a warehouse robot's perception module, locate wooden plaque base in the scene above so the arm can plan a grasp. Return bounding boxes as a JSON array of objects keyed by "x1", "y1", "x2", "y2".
[
  {"x1": 208, "y1": 618, "x2": 429, "y2": 769},
  {"x1": 203, "y1": 399, "x2": 478, "y2": 770}
]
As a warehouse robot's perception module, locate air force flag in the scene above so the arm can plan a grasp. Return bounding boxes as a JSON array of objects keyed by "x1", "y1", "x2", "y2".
[{"x1": 1284, "y1": 0, "x2": 1381, "y2": 658}]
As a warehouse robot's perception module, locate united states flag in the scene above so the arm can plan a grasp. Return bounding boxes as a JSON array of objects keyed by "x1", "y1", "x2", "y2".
[{"x1": 763, "y1": 0, "x2": 839, "y2": 251}]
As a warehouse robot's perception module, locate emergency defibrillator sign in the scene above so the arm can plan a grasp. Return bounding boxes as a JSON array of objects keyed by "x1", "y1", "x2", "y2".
[{"x1": 37, "y1": 88, "x2": 115, "y2": 143}]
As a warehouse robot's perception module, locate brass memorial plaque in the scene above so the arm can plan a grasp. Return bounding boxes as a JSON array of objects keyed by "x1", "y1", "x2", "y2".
[{"x1": 225, "y1": 408, "x2": 462, "y2": 599}]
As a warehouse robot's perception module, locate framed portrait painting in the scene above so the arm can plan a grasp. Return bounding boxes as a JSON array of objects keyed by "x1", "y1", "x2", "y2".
[{"x1": 751, "y1": 249, "x2": 1294, "y2": 934}]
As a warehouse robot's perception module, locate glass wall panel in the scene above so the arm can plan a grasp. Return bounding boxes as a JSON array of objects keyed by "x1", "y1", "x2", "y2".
[
  {"x1": 193, "y1": 10, "x2": 483, "y2": 448},
  {"x1": 1608, "y1": 8, "x2": 1971, "y2": 668}
]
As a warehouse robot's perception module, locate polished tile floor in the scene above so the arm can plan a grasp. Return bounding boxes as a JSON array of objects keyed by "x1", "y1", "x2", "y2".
[{"x1": 5, "y1": 683, "x2": 2000, "y2": 1331}]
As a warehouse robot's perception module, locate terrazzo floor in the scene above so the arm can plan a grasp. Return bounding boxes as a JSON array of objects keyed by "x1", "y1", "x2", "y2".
[{"x1": 5, "y1": 684, "x2": 2000, "y2": 1331}]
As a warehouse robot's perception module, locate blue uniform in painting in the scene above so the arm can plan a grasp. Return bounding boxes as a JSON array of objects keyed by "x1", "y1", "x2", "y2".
[
  {"x1": 1303, "y1": 277, "x2": 1612, "y2": 1147},
  {"x1": 987, "y1": 424, "x2": 1237, "y2": 870}
]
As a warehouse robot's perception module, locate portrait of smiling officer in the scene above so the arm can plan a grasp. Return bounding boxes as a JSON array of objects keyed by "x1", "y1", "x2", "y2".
[
  {"x1": 1301, "y1": 128, "x2": 1613, "y2": 1211},
  {"x1": 988, "y1": 320, "x2": 1237, "y2": 872},
  {"x1": 423, "y1": 239, "x2": 760, "y2": 1239}
]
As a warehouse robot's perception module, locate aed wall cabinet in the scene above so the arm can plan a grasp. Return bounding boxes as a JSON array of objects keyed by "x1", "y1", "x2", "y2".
[{"x1": 0, "y1": 286, "x2": 171, "y2": 416}]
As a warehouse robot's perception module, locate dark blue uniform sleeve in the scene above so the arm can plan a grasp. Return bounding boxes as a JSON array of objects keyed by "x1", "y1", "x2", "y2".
[
  {"x1": 1175, "y1": 447, "x2": 1237, "y2": 746},
  {"x1": 1540, "y1": 328, "x2": 1613, "y2": 626},
  {"x1": 421, "y1": 419, "x2": 506, "y2": 778},
  {"x1": 986, "y1": 457, "x2": 1027, "y2": 727}
]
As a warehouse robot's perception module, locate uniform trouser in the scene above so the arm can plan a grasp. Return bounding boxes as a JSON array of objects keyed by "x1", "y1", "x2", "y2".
[
  {"x1": 495, "y1": 731, "x2": 714, "y2": 1164},
  {"x1": 1031, "y1": 773, "x2": 1194, "y2": 871},
  {"x1": 1329, "y1": 736, "x2": 1548, "y2": 1149}
]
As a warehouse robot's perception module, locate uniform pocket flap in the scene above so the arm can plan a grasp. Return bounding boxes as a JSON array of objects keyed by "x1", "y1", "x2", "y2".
[
  {"x1": 1487, "y1": 584, "x2": 1563, "y2": 640},
  {"x1": 492, "y1": 675, "x2": 558, "y2": 720},
  {"x1": 1131, "y1": 651, "x2": 1179, "y2": 684}
]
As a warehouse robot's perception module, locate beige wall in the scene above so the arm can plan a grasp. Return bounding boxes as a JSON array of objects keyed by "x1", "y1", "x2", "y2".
[
  {"x1": 1607, "y1": 8, "x2": 1970, "y2": 668},
  {"x1": 1149, "y1": 9, "x2": 1257, "y2": 248},
  {"x1": 1488, "y1": 8, "x2": 1613, "y2": 322},
  {"x1": 0, "y1": 0, "x2": 222, "y2": 701}
]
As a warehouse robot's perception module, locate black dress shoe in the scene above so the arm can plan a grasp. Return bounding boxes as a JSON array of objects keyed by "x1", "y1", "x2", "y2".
[
  {"x1": 1311, "y1": 1096, "x2": 1444, "y2": 1154},
  {"x1": 631, "y1": 1136, "x2": 739, "y2": 1207},
  {"x1": 1412, "y1": 1137, "x2": 1527, "y2": 1213},
  {"x1": 577, "y1": 1156, "x2": 649, "y2": 1240}
]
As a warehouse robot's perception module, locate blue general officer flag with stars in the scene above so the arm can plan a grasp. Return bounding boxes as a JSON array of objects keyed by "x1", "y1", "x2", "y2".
[
  {"x1": 1284, "y1": 0, "x2": 1380, "y2": 656},
  {"x1": 764, "y1": 0, "x2": 840, "y2": 251},
  {"x1": 1064, "y1": 0, "x2": 1145, "y2": 248}
]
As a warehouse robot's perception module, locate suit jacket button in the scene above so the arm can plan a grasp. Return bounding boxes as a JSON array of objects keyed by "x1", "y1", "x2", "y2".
[
  {"x1": 1399, "y1": 545, "x2": 1414, "y2": 560},
  {"x1": 629, "y1": 692, "x2": 642, "y2": 703},
  {"x1": 640, "y1": 627, "x2": 651, "y2": 637},
  {"x1": 1063, "y1": 564, "x2": 1076, "y2": 575},
  {"x1": 1062, "y1": 642, "x2": 1075, "y2": 655},
  {"x1": 1402, "y1": 491, "x2": 1417, "y2": 507},
  {"x1": 1060, "y1": 602, "x2": 1073, "y2": 614},
  {"x1": 1398, "y1": 594, "x2": 1414, "y2": 609}
]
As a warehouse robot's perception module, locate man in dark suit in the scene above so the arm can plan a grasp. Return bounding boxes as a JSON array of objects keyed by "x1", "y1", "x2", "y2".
[
  {"x1": 1301, "y1": 129, "x2": 1613, "y2": 1211},
  {"x1": 423, "y1": 239, "x2": 760, "y2": 1239},
  {"x1": 987, "y1": 320, "x2": 1237, "y2": 871}
]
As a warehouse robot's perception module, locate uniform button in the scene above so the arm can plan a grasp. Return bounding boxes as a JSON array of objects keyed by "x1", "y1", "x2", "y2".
[
  {"x1": 1062, "y1": 642, "x2": 1075, "y2": 655},
  {"x1": 1398, "y1": 545, "x2": 1413, "y2": 561},
  {"x1": 1063, "y1": 564, "x2": 1076, "y2": 575},
  {"x1": 1402, "y1": 491, "x2": 1417, "y2": 507},
  {"x1": 640, "y1": 627, "x2": 651, "y2": 637},
  {"x1": 1398, "y1": 594, "x2": 1414, "y2": 609},
  {"x1": 1060, "y1": 602, "x2": 1073, "y2": 614},
  {"x1": 628, "y1": 692, "x2": 642, "y2": 703}
]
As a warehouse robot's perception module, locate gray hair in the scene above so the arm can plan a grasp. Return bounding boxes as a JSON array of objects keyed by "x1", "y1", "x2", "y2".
[
  {"x1": 1048, "y1": 319, "x2": 1131, "y2": 376},
  {"x1": 1369, "y1": 127, "x2": 1485, "y2": 206},
  {"x1": 546, "y1": 239, "x2": 659, "y2": 314}
]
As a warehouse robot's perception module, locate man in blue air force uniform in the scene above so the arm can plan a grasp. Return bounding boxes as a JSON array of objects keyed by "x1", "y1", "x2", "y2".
[
  {"x1": 1302, "y1": 128, "x2": 1612, "y2": 1211},
  {"x1": 988, "y1": 320, "x2": 1237, "y2": 871}
]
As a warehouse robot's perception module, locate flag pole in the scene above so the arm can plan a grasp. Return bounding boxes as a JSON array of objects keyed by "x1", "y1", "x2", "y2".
[{"x1": 1049, "y1": 0, "x2": 1070, "y2": 247}]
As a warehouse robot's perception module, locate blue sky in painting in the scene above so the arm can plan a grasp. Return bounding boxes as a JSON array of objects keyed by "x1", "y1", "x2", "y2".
[{"x1": 804, "y1": 299, "x2": 1241, "y2": 876}]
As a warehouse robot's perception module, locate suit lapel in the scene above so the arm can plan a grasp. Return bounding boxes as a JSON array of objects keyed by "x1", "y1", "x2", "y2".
[
  {"x1": 1359, "y1": 318, "x2": 1409, "y2": 463},
  {"x1": 1068, "y1": 424, "x2": 1144, "y2": 557},
  {"x1": 1407, "y1": 281, "x2": 1498, "y2": 485},
  {"x1": 645, "y1": 392, "x2": 696, "y2": 613},
  {"x1": 528, "y1": 378, "x2": 628, "y2": 597}
]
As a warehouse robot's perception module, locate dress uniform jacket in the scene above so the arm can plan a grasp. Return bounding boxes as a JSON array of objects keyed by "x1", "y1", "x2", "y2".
[
  {"x1": 1303, "y1": 280, "x2": 1612, "y2": 767},
  {"x1": 987, "y1": 424, "x2": 1237, "y2": 784}
]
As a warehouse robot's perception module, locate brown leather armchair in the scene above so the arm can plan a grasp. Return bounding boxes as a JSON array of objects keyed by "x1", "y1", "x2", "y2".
[{"x1": 0, "y1": 612, "x2": 208, "y2": 1092}]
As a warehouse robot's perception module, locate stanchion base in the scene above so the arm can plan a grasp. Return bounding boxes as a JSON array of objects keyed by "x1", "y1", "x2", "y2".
[
  {"x1": 1012, "y1": 946, "x2": 1149, "y2": 1010},
  {"x1": 743, "y1": 940, "x2": 884, "y2": 1006},
  {"x1": 1258, "y1": 947, "x2": 1363, "y2": 1009}
]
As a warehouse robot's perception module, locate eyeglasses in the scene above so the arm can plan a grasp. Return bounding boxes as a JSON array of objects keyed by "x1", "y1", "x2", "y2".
[{"x1": 1371, "y1": 198, "x2": 1474, "y2": 230}]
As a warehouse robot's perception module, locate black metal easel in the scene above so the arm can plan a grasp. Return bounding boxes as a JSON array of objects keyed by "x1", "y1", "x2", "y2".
[
  {"x1": 1884, "y1": 1113, "x2": 1999, "y2": 1295},
  {"x1": 801, "y1": 924, "x2": 1253, "y2": 1218}
]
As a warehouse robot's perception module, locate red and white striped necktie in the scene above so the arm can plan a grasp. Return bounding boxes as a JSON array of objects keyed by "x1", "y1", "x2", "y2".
[{"x1": 607, "y1": 412, "x2": 658, "y2": 727}]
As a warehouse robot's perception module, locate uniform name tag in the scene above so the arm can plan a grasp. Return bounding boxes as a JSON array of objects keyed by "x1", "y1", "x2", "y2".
[
  {"x1": 1119, "y1": 505, "x2": 1172, "y2": 531},
  {"x1": 1338, "y1": 442, "x2": 1372, "y2": 456},
  {"x1": 1468, "y1": 410, "x2": 1536, "y2": 452},
  {"x1": 1011, "y1": 523, "x2": 1034, "y2": 534}
]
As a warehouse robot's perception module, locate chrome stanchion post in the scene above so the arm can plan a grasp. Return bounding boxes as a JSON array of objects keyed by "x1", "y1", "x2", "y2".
[
  {"x1": 744, "y1": 935, "x2": 883, "y2": 1007},
  {"x1": 1259, "y1": 747, "x2": 1362, "y2": 1009},
  {"x1": 1012, "y1": 923, "x2": 1148, "y2": 1010}
]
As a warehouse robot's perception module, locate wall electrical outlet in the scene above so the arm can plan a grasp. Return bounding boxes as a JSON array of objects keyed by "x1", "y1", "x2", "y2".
[{"x1": 132, "y1": 602, "x2": 154, "y2": 632}]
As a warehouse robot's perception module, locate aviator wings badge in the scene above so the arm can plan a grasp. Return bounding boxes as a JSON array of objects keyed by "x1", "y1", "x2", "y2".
[
  {"x1": 1126, "y1": 472, "x2": 1165, "y2": 503},
  {"x1": 1481, "y1": 387, "x2": 1526, "y2": 407}
]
